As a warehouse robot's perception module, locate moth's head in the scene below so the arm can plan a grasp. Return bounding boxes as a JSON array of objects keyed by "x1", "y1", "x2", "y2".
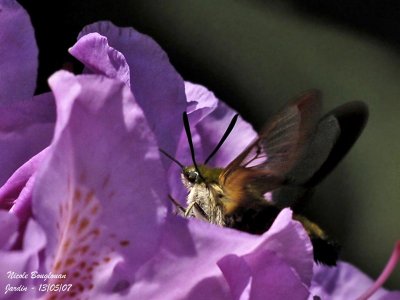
[
  {"x1": 182, "y1": 166, "x2": 203, "y2": 186},
  {"x1": 181, "y1": 165, "x2": 223, "y2": 188}
]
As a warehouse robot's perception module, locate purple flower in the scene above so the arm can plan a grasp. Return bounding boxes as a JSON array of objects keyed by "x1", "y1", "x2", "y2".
[{"x1": 0, "y1": 1, "x2": 399, "y2": 299}]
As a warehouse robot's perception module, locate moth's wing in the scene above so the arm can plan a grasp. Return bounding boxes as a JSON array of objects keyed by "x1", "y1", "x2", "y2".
[
  {"x1": 271, "y1": 114, "x2": 341, "y2": 209},
  {"x1": 255, "y1": 90, "x2": 322, "y2": 174},
  {"x1": 219, "y1": 90, "x2": 322, "y2": 213},
  {"x1": 305, "y1": 101, "x2": 368, "y2": 187},
  {"x1": 273, "y1": 101, "x2": 369, "y2": 210},
  {"x1": 222, "y1": 90, "x2": 322, "y2": 177}
]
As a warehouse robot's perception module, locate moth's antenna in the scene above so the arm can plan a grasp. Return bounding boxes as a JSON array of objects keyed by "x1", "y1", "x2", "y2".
[
  {"x1": 204, "y1": 114, "x2": 239, "y2": 165},
  {"x1": 159, "y1": 148, "x2": 184, "y2": 169},
  {"x1": 182, "y1": 112, "x2": 203, "y2": 177}
]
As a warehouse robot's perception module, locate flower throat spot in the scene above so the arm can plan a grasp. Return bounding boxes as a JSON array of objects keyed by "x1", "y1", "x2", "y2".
[{"x1": 43, "y1": 186, "x2": 128, "y2": 299}]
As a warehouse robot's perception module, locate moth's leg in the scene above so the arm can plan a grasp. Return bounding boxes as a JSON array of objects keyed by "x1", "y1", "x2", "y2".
[
  {"x1": 192, "y1": 203, "x2": 208, "y2": 222},
  {"x1": 184, "y1": 202, "x2": 196, "y2": 217},
  {"x1": 168, "y1": 194, "x2": 186, "y2": 216}
]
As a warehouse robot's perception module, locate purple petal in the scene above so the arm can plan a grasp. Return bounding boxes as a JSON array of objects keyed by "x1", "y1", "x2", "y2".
[
  {"x1": 310, "y1": 262, "x2": 400, "y2": 299},
  {"x1": 258, "y1": 208, "x2": 314, "y2": 286},
  {"x1": 127, "y1": 209, "x2": 312, "y2": 299},
  {"x1": 0, "y1": 211, "x2": 18, "y2": 250},
  {"x1": 32, "y1": 71, "x2": 168, "y2": 298},
  {"x1": 69, "y1": 32, "x2": 131, "y2": 87},
  {"x1": 217, "y1": 254, "x2": 252, "y2": 299},
  {"x1": 184, "y1": 81, "x2": 218, "y2": 124},
  {"x1": 127, "y1": 217, "x2": 231, "y2": 299},
  {"x1": 77, "y1": 21, "x2": 187, "y2": 164},
  {"x1": 0, "y1": 148, "x2": 48, "y2": 221},
  {"x1": 0, "y1": 219, "x2": 46, "y2": 300},
  {"x1": 9, "y1": 173, "x2": 36, "y2": 223},
  {"x1": 169, "y1": 82, "x2": 258, "y2": 203},
  {"x1": 0, "y1": 0, "x2": 38, "y2": 104},
  {"x1": 246, "y1": 250, "x2": 309, "y2": 299},
  {"x1": 381, "y1": 292, "x2": 400, "y2": 300},
  {"x1": 219, "y1": 251, "x2": 310, "y2": 300},
  {"x1": 0, "y1": 92, "x2": 55, "y2": 185}
]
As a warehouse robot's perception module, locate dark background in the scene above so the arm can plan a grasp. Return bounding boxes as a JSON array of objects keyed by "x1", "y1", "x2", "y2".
[{"x1": 20, "y1": 0, "x2": 400, "y2": 288}]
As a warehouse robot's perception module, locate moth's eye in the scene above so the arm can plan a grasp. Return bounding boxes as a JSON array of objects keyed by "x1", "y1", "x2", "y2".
[{"x1": 187, "y1": 171, "x2": 199, "y2": 183}]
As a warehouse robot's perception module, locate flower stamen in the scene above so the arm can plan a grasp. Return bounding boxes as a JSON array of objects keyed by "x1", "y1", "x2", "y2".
[{"x1": 357, "y1": 240, "x2": 400, "y2": 300}]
